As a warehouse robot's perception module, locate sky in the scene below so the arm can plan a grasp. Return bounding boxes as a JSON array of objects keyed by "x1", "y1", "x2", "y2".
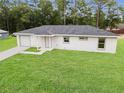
[
  {"x1": 9, "y1": 0, "x2": 124, "y2": 7},
  {"x1": 118, "y1": 0, "x2": 124, "y2": 6}
]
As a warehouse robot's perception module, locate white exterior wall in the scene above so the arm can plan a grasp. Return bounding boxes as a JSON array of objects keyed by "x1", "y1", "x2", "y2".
[
  {"x1": 18, "y1": 35, "x2": 118, "y2": 53},
  {"x1": 53, "y1": 36, "x2": 98, "y2": 52},
  {"x1": 104, "y1": 38, "x2": 117, "y2": 53},
  {"x1": 52, "y1": 36, "x2": 117, "y2": 53}
]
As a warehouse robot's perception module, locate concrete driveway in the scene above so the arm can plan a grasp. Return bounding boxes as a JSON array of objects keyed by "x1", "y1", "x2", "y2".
[{"x1": 0, "y1": 47, "x2": 29, "y2": 61}]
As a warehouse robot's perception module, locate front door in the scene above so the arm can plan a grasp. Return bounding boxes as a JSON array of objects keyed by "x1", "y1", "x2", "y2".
[{"x1": 45, "y1": 37, "x2": 50, "y2": 48}]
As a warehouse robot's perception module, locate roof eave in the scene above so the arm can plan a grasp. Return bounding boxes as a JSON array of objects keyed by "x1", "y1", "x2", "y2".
[
  {"x1": 13, "y1": 33, "x2": 34, "y2": 36},
  {"x1": 13, "y1": 33, "x2": 119, "y2": 38},
  {"x1": 35, "y1": 35, "x2": 54, "y2": 37},
  {"x1": 53, "y1": 34, "x2": 119, "y2": 38}
]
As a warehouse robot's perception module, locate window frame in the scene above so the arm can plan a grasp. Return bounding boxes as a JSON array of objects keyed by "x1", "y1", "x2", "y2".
[
  {"x1": 63, "y1": 37, "x2": 70, "y2": 44},
  {"x1": 98, "y1": 38, "x2": 106, "y2": 49}
]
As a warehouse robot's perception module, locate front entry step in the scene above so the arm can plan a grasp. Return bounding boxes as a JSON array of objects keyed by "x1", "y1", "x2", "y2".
[{"x1": 20, "y1": 50, "x2": 47, "y2": 55}]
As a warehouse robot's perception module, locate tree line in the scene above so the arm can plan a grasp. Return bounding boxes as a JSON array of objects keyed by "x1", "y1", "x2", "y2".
[{"x1": 0, "y1": 0, "x2": 124, "y2": 34}]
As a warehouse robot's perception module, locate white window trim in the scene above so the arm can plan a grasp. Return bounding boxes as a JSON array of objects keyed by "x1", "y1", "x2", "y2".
[
  {"x1": 98, "y1": 38, "x2": 106, "y2": 50},
  {"x1": 63, "y1": 37, "x2": 70, "y2": 44}
]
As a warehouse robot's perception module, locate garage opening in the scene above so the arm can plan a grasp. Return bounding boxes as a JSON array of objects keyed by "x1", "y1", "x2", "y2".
[{"x1": 20, "y1": 35, "x2": 31, "y2": 47}]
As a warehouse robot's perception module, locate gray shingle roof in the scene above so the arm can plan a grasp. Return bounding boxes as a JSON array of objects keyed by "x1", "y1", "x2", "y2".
[
  {"x1": 0, "y1": 29, "x2": 8, "y2": 34},
  {"x1": 15, "y1": 25, "x2": 118, "y2": 36}
]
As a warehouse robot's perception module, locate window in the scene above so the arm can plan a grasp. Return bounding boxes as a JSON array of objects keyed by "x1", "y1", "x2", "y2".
[
  {"x1": 98, "y1": 38, "x2": 105, "y2": 49},
  {"x1": 79, "y1": 37, "x2": 88, "y2": 40},
  {"x1": 63, "y1": 37, "x2": 69, "y2": 43}
]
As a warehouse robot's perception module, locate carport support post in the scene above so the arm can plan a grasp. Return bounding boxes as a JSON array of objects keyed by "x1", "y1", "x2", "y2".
[
  {"x1": 17, "y1": 35, "x2": 20, "y2": 47},
  {"x1": 37, "y1": 36, "x2": 39, "y2": 50}
]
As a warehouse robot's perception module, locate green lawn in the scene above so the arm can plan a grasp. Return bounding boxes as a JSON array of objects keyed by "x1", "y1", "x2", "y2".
[
  {"x1": 0, "y1": 36, "x2": 17, "y2": 52},
  {"x1": 26, "y1": 47, "x2": 40, "y2": 52},
  {"x1": 0, "y1": 39, "x2": 124, "y2": 93}
]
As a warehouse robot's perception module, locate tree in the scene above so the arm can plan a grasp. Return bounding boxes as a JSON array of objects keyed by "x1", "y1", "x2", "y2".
[
  {"x1": 0, "y1": 0, "x2": 11, "y2": 32},
  {"x1": 38, "y1": 0, "x2": 54, "y2": 25},
  {"x1": 105, "y1": 1, "x2": 121, "y2": 30},
  {"x1": 55, "y1": 0, "x2": 67, "y2": 24},
  {"x1": 77, "y1": 0, "x2": 93, "y2": 25},
  {"x1": 0, "y1": 0, "x2": 123, "y2": 34},
  {"x1": 9, "y1": 4, "x2": 32, "y2": 33},
  {"x1": 91, "y1": 0, "x2": 110, "y2": 28}
]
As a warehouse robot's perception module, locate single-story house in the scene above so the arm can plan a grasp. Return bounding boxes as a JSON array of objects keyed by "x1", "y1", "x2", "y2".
[
  {"x1": 0, "y1": 29, "x2": 9, "y2": 39},
  {"x1": 14, "y1": 25, "x2": 118, "y2": 53}
]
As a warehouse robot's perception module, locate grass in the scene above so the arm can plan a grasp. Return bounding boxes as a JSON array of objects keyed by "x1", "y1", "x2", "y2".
[
  {"x1": 0, "y1": 36, "x2": 16, "y2": 52},
  {"x1": 26, "y1": 47, "x2": 40, "y2": 52},
  {"x1": 0, "y1": 38, "x2": 124, "y2": 93}
]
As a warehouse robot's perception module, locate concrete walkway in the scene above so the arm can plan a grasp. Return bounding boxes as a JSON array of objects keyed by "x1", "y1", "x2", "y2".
[{"x1": 0, "y1": 47, "x2": 29, "y2": 61}]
